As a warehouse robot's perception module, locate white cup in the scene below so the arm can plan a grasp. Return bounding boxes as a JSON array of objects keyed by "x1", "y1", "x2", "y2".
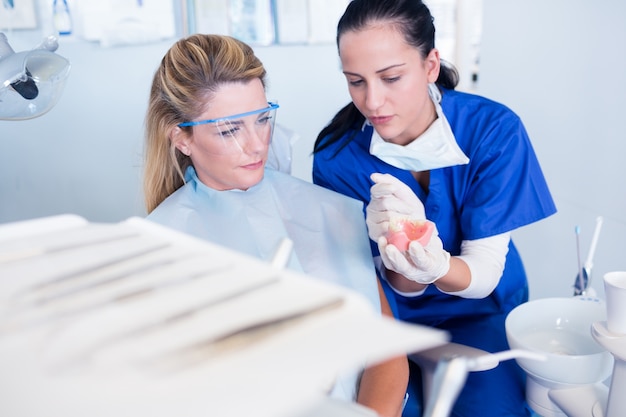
[{"x1": 603, "y1": 271, "x2": 626, "y2": 334}]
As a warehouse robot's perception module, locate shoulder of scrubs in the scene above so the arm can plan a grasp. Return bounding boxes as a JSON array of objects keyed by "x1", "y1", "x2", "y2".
[
  {"x1": 313, "y1": 124, "x2": 432, "y2": 263},
  {"x1": 436, "y1": 88, "x2": 557, "y2": 240},
  {"x1": 313, "y1": 127, "x2": 415, "y2": 209}
]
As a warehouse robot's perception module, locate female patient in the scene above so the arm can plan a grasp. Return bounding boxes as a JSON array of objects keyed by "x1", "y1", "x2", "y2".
[{"x1": 142, "y1": 34, "x2": 408, "y2": 417}]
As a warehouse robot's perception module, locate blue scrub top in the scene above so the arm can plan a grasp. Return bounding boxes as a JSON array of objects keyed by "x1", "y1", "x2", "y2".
[{"x1": 313, "y1": 87, "x2": 557, "y2": 326}]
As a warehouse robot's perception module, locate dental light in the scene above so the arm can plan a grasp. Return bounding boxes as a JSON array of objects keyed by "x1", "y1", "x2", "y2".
[{"x1": 0, "y1": 32, "x2": 70, "y2": 120}]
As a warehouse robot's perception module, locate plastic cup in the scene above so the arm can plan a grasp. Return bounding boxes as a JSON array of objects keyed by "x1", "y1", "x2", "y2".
[{"x1": 603, "y1": 271, "x2": 626, "y2": 334}]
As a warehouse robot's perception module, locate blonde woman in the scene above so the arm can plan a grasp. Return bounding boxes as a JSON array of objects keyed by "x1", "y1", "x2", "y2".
[{"x1": 143, "y1": 34, "x2": 409, "y2": 417}]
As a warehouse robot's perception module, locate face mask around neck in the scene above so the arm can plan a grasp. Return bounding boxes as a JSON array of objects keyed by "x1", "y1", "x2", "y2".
[{"x1": 368, "y1": 83, "x2": 469, "y2": 172}]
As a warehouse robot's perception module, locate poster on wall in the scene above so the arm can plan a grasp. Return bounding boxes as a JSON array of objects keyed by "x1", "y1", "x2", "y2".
[
  {"x1": 191, "y1": 0, "x2": 230, "y2": 36},
  {"x1": 71, "y1": 0, "x2": 177, "y2": 47},
  {"x1": 273, "y1": 0, "x2": 308, "y2": 44},
  {"x1": 228, "y1": 0, "x2": 274, "y2": 45},
  {"x1": 0, "y1": 0, "x2": 38, "y2": 29},
  {"x1": 306, "y1": 0, "x2": 349, "y2": 44},
  {"x1": 189, "y1": 0, "x2": 348, "y2": 46},
  {"x1": 192, "y1": 0, "x2": 274, "y2": 45}
]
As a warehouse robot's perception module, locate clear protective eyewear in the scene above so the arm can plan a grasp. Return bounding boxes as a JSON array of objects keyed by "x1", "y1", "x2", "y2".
[{"x1": 178, "y1": 102, "x2": 279, "y2": 155}]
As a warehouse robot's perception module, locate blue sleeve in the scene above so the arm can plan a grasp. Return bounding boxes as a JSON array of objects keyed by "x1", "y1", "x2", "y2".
[{"x1": 448, "y1": 110, "x2": 557, "y2": 240}]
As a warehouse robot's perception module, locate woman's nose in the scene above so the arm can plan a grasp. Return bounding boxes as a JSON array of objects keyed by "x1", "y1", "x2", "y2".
[
  {"x1": 364, "y1": 84, "x2": 384, "y2": 111},
  {"x1": 242, "y1": 126, "x2": 269, "y2": 154}
]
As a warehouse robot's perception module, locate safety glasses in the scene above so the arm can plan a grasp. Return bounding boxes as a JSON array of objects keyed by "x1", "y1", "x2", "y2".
[{"x1": 178, "y1": 102, "x2": 279, "y2": 154}]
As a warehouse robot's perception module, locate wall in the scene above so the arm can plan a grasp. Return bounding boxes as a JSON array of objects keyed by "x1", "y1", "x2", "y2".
[
  {"x1": 480, "y1": 0, "x2": 626, "y2": 299},
  {"x1": 0, "y1": 39, "x2": 348, "y2": 223},
  {"x1": 0, "y1": 39, "x2": 169, "y2": 222}
]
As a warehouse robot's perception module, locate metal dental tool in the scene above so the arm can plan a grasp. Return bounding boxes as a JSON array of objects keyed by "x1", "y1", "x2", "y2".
[
  {"x1": 575, "y1": 225, "x2": 585, "y2": 296},
  {"x1": 573, "y1": 216, "x2": 603, "y2": 296}
]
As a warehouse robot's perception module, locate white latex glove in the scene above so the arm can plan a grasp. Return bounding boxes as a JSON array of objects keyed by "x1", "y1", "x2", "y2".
[
  {"x1": 366, "y1": 173, "x2": 426, "y2": 241},
  {"x1": 378, "y1": 227, "x2": 451, "y2": 284}
]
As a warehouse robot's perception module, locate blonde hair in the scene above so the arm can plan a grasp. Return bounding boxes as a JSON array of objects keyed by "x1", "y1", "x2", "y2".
[{"x1": 143, "y1": 34, "x2": 267, "y2": 213}]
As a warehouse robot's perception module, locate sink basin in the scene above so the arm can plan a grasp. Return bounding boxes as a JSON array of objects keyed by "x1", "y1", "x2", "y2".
[{"x1": 505, "y1": 297, "x2": 613, "y2": 384}]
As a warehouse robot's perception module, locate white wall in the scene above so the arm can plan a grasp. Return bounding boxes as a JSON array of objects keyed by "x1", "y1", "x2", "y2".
[
  {"x1": 2, "y1": 1, "x2": 625, "y2": 301},
  {"x1": 253, "y1": 44, "x2": 350, "y2": 181},
  {"x1": 479, "y1": 0, "x2": 626, "y2": 299},
  {"x1": 0, "y1": 40, "x2": 168, "y2": 223},
  {"x1": 0, "y1": 39, "x2": 348, "y2": 223}
]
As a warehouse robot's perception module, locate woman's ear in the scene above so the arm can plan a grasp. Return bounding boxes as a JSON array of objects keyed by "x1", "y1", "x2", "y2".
[
  {"x1": 425, "y1": 48, "x2": 441, "y2": 83},
  {"x1": 170, "y1": 126, "x2": 192, "y2": 156}
]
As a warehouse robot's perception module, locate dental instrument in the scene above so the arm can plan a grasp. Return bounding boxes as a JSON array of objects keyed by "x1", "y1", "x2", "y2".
[
  {"x1": 574, "y1": 226, "x2": 585, "y2": 295},
  {"x1": 573, "y1": 216, "x2": 603, "y2": 296}
]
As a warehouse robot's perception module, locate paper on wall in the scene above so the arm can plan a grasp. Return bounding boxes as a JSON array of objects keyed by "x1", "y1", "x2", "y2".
[{"x1": 72, "y1": 0, "x2": 176, "y2": 46}]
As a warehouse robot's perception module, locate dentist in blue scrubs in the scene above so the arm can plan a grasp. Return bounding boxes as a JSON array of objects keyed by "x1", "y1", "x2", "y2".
[{"x1": 312, "y1": 1, "x2": 556, "y2": 416}]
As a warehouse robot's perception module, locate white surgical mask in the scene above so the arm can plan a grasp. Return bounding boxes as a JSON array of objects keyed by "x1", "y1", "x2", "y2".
[{"x1": 368, "y1": 83, "x2": 469, "y2": 172}]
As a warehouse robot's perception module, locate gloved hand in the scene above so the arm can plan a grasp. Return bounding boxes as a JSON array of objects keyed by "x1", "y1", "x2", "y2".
[
  {"x1": 366, "y1": 173, "x2": 426, "y2": 242},
  {"x1": 378, "y1": 226, "x2": 451, "y2": 285}
]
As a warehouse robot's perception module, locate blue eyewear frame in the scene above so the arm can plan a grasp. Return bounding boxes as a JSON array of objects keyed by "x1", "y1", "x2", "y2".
[{"x1": 178, "y1": 102, "x2": 279, "y2": 127}]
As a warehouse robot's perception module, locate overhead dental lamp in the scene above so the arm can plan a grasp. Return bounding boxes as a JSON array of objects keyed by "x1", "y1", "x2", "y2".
[{"x1": 0, "y1": 32, "x2": 70, "y2": 120}]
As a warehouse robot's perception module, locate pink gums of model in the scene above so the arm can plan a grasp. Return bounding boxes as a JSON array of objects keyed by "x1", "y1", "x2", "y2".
[{"x1": 387, "y1": 219, "x2": 435, "y2": 251}]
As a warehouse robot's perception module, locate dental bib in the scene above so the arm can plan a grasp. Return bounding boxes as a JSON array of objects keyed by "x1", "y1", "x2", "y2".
[{"x1": 369, "y1": 83, "x2": 469, "y2": 172}]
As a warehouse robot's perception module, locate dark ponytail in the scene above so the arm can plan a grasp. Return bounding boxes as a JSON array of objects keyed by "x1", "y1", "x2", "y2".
[{"x1": 314, "y1": 102, "x2": 364, "y2": 154}]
